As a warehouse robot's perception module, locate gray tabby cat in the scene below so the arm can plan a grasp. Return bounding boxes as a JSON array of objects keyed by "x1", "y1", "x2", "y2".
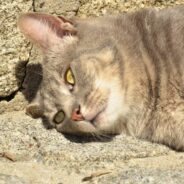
[{"x1": 18, "y1": 5, "x2": 184, "y2": 150}]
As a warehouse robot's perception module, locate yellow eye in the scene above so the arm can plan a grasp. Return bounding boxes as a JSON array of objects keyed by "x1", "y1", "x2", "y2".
[
  {"x1": 53, "y1": 110, "x2": 65, "y2": 124},
  {"x1": 65, "y1": 68, "x2": 75, "y2": 85}
]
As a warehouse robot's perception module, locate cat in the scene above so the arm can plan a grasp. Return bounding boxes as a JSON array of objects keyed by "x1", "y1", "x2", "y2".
[{"x1": 18, "y1": 5, "x2": 184, "y2": 150}]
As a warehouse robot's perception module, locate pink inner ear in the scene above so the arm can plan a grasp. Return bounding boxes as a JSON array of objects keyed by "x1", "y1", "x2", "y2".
[{"x1": 18, "y1": 13, "x2": 76, "y2": 50}]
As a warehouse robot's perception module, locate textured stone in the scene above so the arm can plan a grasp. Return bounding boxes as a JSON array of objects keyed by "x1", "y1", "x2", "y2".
[
  {"x1": 0, "y1": 111, "x2": 170, "y2": 164},
  {"x1": 0, "y1": 174, "x2": 29, "y2": 184},
  {"x1": 34, "y1": 0, "x2": 80, "y2": 17},
  {"x1": 0, "y1": 0, "x2": 32, "y2": 97},
  {"x1": 0, "y1": 111, "x2": 184, "y2": 183},
  {"x1": 0, "y1": 92, "x2": 27, "y2": 114},
  {"x1": 78, "y1": 0, "x2": 184, "y2": 17},
  {"x1": 97, "y1": 168, "x2": 184, "y2": 184}
]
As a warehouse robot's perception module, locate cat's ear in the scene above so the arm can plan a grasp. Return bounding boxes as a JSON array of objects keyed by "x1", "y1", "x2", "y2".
[
  {"x1": 25, "y1": 92, "x2": 43, "y2": 118},
  {"x1": 26, "y1": 103, "x2": 43, "y2": 119},
  {"x1": 18, "y1": 13, "x2": 77, "y2": 52}
]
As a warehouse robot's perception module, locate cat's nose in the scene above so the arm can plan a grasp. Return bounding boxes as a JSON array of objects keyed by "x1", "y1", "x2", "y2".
[{"x1": 71, "y1": 105, "x2": 84, "y2": 121}]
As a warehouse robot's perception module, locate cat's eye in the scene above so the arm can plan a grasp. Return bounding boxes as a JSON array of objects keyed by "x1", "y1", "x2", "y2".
[
  {"x1": 65, "y1": 68, "x2": 75, "y2": 86},
  {"x1": 53, "y1": 110, "x2": 65, "y2": 124}
]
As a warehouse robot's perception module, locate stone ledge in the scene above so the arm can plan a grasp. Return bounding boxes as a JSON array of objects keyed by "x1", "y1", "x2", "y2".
[{"x1": 1, "y1": 111, "x2": 184, "y2": 184}]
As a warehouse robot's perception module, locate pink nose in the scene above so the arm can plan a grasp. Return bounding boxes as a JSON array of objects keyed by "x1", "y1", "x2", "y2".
[{"x1": 71, "y1": 107, "x2": 84, "y2": 121}]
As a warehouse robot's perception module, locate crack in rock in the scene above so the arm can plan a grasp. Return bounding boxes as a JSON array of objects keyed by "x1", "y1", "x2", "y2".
[
  {"x1": 0, "y1": 46, "x2": 33, "y2": 102},
  {"x1": 32, "y1": 0, "x2": 36, "y2": 12},
  {"x1": 0, "y1": 90, "x2": 19, "y2": 102}
]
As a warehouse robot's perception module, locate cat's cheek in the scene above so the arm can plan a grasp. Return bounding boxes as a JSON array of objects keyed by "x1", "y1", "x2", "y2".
[
  {"x1": 54, "y1": 122, "x2": 65, "y2": 133},
  {"x1": 93, "y1": 107, "x2": 124, "y2": 134},
  {"x1": 42, "y1": 111, "x2": 57, "y2": 128},
  {"x1": 93, "y1": 114, "x2": 111, "y2": 131},
  {"x1": 95, "y1": 87, "x2": 129, "y2": 132}
]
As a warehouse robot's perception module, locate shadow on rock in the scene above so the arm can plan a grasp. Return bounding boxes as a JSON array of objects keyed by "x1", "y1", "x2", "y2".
[
  {"x1": 15, "y1": 61, "x2": 43, "y2": 102},
  {"x1": 62, "y1": 133, "x2": 116, "y2": 143}
]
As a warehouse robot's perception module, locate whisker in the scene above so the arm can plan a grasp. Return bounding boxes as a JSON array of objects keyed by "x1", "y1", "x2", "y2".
[
  {"x1": 99, "y1": 133, "x2": 113, "y2": 140},
  {"x1": 92, "y1": 132, "x2": 112, "y2": 142},
  {"x1": 91, "y1": 132, "x2": 100, "y2": 141}
]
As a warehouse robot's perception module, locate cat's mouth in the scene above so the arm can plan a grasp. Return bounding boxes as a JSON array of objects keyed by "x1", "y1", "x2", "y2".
[{"x1": 55, "y1": 107, "x2": 110, "y2": 135}]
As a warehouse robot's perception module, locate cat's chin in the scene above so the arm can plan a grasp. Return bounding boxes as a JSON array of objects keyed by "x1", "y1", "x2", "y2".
[{"x1": 55, "y1": 119, "x2": 115, "y2": 136}]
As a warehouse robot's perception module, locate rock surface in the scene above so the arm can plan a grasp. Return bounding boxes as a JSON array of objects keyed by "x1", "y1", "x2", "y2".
[
  {"x1": 78, "y1": 0, "x2": 184, "y2": 17},
  {"x1": 0, "y1": 0, "x2": 32, "y2": 97},
  {"x1": 34, "y1": 0, "x2": 80, "y2": 17},
  {"x1": 1, "y1": 111, "x2": 184, "y2": 184}
]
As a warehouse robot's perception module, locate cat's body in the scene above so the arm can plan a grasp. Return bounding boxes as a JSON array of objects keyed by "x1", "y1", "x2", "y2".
[{"x1": 18, "y1": 5, "x2": 184, "y2": 150}]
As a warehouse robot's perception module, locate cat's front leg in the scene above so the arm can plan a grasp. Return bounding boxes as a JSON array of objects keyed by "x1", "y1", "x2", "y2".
[{"x1": 149, "y1": 108, "x2": 184, "y2": 151}]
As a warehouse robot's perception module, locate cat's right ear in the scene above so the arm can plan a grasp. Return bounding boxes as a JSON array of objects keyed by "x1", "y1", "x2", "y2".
[{"x1": 18, "y1": 13, "x2": 77, "y2": 52}]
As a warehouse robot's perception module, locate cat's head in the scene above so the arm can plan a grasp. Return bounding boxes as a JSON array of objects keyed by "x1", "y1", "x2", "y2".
[{"x1": 18, "y1": 13, "x2": 127, "y2": 136}]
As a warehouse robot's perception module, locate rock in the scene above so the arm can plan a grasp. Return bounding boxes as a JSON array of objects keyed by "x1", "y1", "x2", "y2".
[
  {"x1": 1, "y1": 111, "x2": 184, "y2": 183},
  {"x1": 34, "y1": 0, "x2": 80, "y2": 17},
  {"x1": 77, "y1": 0, "x2": 184, "y2": 17},
  {"x1": 0, "y1": 92, "x2": 27, "y2": 114},
  {"x1": 0, "y1": 0, "x2": 32, "y2": 97},
  {"x1": 97, "y1": 167, "x2": 184, "y2": 184},
  {"x1": 0, "y1": 173, "x2": 29, "y2": 184}
]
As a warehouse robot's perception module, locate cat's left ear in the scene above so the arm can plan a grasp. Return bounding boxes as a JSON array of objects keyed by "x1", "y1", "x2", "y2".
[
  {"x1": 26, "y1": 103, "x2": 43, "y2": 119},
  {"x1": 25, "y1": 91, "x2": 44, "y2": 118},
  {"x1": 18, "y1": 12, "x2": 77, "y2": 52}
]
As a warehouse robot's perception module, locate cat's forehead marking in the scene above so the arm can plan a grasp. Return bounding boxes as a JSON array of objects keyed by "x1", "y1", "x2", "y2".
[{"x1": 77, "y1": 46, "x2": 115, "y2": 66}]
